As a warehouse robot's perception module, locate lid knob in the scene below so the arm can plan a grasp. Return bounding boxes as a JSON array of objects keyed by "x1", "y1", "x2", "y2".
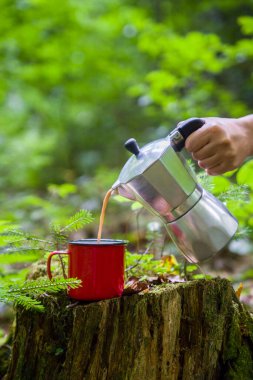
[{"x1": 124, "y1": 138, "x2": 140, "y2": 156}]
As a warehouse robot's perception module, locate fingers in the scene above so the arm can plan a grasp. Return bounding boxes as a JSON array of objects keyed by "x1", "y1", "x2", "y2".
[
  {"x1": 186, "y1": 128, "x2": 222, "y2": 170},
  {"x1": 185, "y1": 128, "x2": 210, "y2": 152},
  {"x1": 180, "y1": 117, "x2": 242, "y2": 175},
  {"x1": 205, "y1": 163, "x2": 226, "y2": 176},
  {"x1": 191, "y1": 143, "x2": 216, "y2": 161},
  {"x1": 197, "y1": 155, "x2": 221, "y2": 169},
  {"x1": 183, "y1": 119, "x2": 227, "y2": 174},
  {"x1": 184, "y1": 118, "x2": 221, "y2": 153}
]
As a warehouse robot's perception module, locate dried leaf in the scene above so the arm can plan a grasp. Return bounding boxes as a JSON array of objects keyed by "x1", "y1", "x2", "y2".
[
  {"x1": 160, "y1": 255, "x2": 178, "y2": 272},
  {"x1": 235, "y1": 283, "x2": 243, "y2": 299},
  {"x1": 124, "y1": 277, "x2": 149, "y2": 295},
  {"x1": 148, "y1": 275, "x2": 167, "y2": 285}
]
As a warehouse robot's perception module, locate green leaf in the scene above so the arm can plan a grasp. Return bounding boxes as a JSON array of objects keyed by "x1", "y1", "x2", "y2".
[
  {"x1": 113, "y1": 195, "x2": 131, "y2": 203},
  {"x1": 237, "y1": 161, "x2": 253, "y2": 190},
  {"x1": 48, "y1": 183, "x2": 77, "y2": 198},
  {"x1": 238, "y1": 16, "x2": 253, "y2": 35},
  {"x1": 131, "y1": 202, "x2": 143, "y2": 211},
  {"x1": 193, "y1": 274, "x2": 212, "y2": 280},
  {"x1": 186, "y1": 265, "x2": 198, "y2": 273},
  {"x1": 61, "y1": 210, "x2": 94, "y2": 232},
  {"x1": 212, "y1": 176, "x2": 231, "y2": 195}
]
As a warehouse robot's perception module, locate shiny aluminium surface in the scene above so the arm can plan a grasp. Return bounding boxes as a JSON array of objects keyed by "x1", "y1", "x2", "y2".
[
  {"x1": 165, "y1": 190, "x2": 238, "y2": 263},
  {"x1": 114, "y1": 146, "x2": 198, "y2": 220},
  {"x1": 112, "y1": 130, "x2": 238, "y2": 263},
  {"x1": 117, "y1": 181, "x2": 202, "y2": 223},
  {"x1": 116, "y1": 137, "x2": 170, "y2": 185},
  {"x1": 115, "y1": 136, "x2": 196, "y2": 192}
]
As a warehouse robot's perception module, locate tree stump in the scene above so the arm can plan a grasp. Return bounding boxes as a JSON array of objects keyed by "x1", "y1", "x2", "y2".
[{"x1": 3, "y1": 278, "x2": 253, "y2": 380}]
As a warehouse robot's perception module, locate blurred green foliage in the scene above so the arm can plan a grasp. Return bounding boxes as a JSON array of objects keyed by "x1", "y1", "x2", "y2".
[
  {"x1": 0, "y1": 210, "x2": 92, "y2": 311},
  {"x1": 0, "y1": 0, "x2": 252, "y2": 246}
]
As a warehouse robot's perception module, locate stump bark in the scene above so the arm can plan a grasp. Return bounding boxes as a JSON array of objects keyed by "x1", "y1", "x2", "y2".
[{"x1": 3, "y1": 278, "x2": 253, "y2": 380}]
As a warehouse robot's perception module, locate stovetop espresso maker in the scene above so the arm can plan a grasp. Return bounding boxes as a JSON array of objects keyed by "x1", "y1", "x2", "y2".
[{"x1": 112, "y1": 118, "x2": 238, "y2": 263}]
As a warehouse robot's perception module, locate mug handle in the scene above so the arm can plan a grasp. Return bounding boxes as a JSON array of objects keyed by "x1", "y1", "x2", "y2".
[{"x1": 47, "y1": 251, "x2": 69, "y2": 280}]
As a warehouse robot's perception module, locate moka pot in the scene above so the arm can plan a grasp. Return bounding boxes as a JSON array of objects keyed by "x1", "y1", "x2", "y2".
[{"x1": 112, "y1": 118, "x2": 238, "y2": 263}]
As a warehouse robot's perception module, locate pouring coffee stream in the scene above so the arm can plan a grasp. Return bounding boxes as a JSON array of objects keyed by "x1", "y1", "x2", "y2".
[{"x1": 97, "y1": 188, "x2": 112, "y2": 242}]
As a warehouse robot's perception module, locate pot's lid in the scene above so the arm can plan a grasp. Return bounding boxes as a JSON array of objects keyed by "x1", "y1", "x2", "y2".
[{"x1": 117, "y1": 137, "x2": 171, "y2": 185}]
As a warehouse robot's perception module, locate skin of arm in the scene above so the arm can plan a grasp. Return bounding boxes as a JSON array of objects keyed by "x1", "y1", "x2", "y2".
[{"x1": 183, "y1": 115, "x2": 253, "y2": 175}]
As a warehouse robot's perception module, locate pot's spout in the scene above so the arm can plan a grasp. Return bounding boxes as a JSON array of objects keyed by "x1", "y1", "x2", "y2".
[
  {"x1": 111, "y1": 180, "x2": 120, "y2": 193},
  {"x1": 111, "y1": 181, "x2": 136, "y2": 201}
]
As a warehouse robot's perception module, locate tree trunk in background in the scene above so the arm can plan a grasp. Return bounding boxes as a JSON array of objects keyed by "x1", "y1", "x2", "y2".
[{"x1": 3, "y1": 279, "x2": 253, "y2": 380}]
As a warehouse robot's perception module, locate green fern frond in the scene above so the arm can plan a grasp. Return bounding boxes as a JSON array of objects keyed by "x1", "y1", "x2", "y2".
[
  {"x1": 0, "y1": 229, "x2": 27, "y2": 238},
  {"x1": 61, "y1": 210, "x2": 94, "y2": 232},
  {"x1": 0, "y1": 221, "x2": 20, "y2": 234},
  {"x1": 0, "y1": 277, "x2": 81, "y2": 312},
  {"x1": 0, "y1": 288, "x2": 45, "y2": 312},
  {"x1": 218, "y1": 184, "x2": 249, "y2": 202},
  {"x1": 12, "y1": 294, "x2": 45, "y2": 312},
  {"x1": 50, "y1": 224, "x2": 68, "y2": 245},
  {"x1": 0, "y1": 229, "x2": 54, "y2": 251},
  {"x1": 197, "y1": 172, "x2": 215, "y2": 193},
  {"x1": 0, "y1": 247, "x2": 44, "y2": 255},
  {"x1": 7, "y1": 230, "x2": 53, "y2": 246},
  {"x1": 8, "y1": 278, "x2": 81, "y2": 295},
  {"x1": 233, "y1": 227, "x2": 252, "y2": 240},
  {"x1": 0, "y1": 230, "x2": 27, "y2": 247},
  {"x1": 197, "y1": 172, "x2": 249, "y2": 203}
]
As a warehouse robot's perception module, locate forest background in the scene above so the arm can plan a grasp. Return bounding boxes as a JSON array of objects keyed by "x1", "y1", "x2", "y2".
[{"x1": 0, "y1": 0, "x2": 253, "y2": 319}]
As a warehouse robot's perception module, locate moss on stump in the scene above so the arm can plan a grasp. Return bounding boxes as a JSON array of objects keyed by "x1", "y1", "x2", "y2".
[{"x1": 3, "y1": 278, "x2": 253, "y2": 380}]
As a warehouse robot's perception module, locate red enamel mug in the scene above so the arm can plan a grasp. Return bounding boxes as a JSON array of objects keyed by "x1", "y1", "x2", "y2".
[{"x1": 47, "y1": 239, "x2": 127, "y2": 301}]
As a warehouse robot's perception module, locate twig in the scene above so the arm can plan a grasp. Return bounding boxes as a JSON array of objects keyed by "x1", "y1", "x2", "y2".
[
  {"x1": 136, "y1": 208, "x2": 143, "y2": 253},
  {"x1": 125, "y1": 242, "x2": 154, "y2": 273},
  {"x1": 56, "y1": 242, "x2": 67, "y2": 279},
  {"x1": 183, "y1": 259, "x2": 188, "y2": 281}
]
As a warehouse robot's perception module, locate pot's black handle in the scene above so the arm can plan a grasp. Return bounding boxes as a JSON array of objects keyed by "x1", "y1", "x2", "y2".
[{"x1": 170, "y1": 118, "x2": 205, "y2": 152}]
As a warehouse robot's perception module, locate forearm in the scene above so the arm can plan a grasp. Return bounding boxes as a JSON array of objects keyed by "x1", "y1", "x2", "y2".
[{"x1": 237, "y1": 114, "x2": 253, "y2": 156}]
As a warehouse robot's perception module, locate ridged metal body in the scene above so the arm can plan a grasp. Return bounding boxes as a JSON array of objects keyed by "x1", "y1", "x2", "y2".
[{"x1": 113, "y1": 135, "x2": 238, "y2": 263}]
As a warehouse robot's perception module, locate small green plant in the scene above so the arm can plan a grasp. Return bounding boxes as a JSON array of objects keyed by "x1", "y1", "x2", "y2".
[
  {"x1": 0, "y1": 210, "x2": 94, "y2": 312},
  {"x1": 0, "y1": 278, "x2": 81, "y2": 312},
  {"x1": 125, "y1": 249, "x2": 181, "y2": 278}
]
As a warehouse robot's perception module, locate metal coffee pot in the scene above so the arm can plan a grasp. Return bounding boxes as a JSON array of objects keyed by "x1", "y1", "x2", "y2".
[{"x1": 112, "y1": 118, "x2": 238, "y2": 263}]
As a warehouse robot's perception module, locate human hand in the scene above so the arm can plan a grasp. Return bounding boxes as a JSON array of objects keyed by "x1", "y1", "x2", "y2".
[{"x1": 181, "y1": 116, "x2": 253, "y2": 175}]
